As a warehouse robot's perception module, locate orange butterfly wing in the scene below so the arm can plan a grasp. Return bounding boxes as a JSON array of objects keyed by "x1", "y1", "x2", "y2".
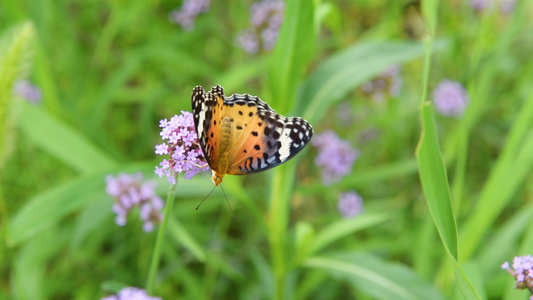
[{"x1": 192, "y1": 84, "x2": 313, "y2": 185}]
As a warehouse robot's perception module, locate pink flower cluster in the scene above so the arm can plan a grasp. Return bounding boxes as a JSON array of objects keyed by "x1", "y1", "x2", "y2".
[{"x1": 105, "y1": 173, "x2": 164, "y2": 232}]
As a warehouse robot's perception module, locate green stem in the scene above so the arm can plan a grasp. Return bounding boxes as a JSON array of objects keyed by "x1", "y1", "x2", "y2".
[
  {"x1": 268, "y1": 163, "x2": 296, "y2": 300},
  {"x1": 146, "y1": 180, "x2": 177, "y2": 294}
]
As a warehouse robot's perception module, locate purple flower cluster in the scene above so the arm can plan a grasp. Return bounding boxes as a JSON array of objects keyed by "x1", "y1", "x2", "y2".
[
  {"x1": 101, "y1": 287, "x2": 162, "y2": 300},
  {"x1": 236, "y1": 0, "x2": 285, "y2": 54},
  {"x1": 499, "y1": 0, "x2": 517, "y2": 13},
  {"x1": 469, "y1": 0, "x2": 516, "y2": 13},
  {"x1": 338, "y1": 191, "x2": 364, "y2": 218},
  {"x1": 13, "y1": 79, "x2": 42, "y2": 104},
  {"x1": 361, "y1": 65, "x2": 402, "y2": 102},
  {"x1": 432, "y1": 79, "x2": 469, "y2": 118},
  {"x1": 169, "y1": 0, "x2": 211, "y2": 30},
  {"x1": 502, "y1": 255, "x2": 533, "y2": 294},
  {"x1": 105, "y1": 173, "x2": 164, "y2": 232},
  {"x1": 312, "y1": 130, "x2": 360, "y2": 186},
  {"x1": 155, "y1": 111, "x2": 208, "y2": 184}
]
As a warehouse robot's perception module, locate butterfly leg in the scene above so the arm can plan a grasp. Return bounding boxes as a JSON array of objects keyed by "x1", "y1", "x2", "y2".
[{"x1": 184, "y1": 161, "x2": 209, "y2": 169}]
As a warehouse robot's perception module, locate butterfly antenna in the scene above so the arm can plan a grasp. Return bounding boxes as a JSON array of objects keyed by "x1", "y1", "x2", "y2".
[
  {"x1": 196, "y1": 185, "x2": 217, "y2": 211},
  {"x1": 220, "y1": 184, "x2": 236, "y2": 220}
]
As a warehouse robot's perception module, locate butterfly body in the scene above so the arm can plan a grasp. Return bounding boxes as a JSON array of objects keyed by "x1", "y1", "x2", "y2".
[{"x1": 192, "y1": 84, "x2": 313, "y2": 186}]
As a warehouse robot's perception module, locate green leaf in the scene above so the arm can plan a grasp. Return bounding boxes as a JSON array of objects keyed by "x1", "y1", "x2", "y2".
[
  {"x1": 305, "y1": 252, "x2": 446, "y2": 300},
  {"x1": 300, "y1": 41, "x2": 444, "y2": 124},
  {"x1": 16, "y1": 100, "x2": 117, "y2": 174},
  {"x1": 416, "y1": 102, "x2": 458, "y2": 258},
  {"x1": 267, "y1": 0, "x2": 316, "y2": 114},
  {"x1": 309, "y1": 213, "x2": 390, "y2": 255},
  {"x1": 416, "y1": 101, "x2": 480, "y2": 299},
  {"x1": 9, "y1": 171, "x2": 109, "y2": 246}
]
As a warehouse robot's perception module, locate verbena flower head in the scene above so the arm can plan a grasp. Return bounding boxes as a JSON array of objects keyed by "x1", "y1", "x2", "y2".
[
  {"x1": 361, "y1": 65, "x2": 402, "y2": 102},
  {"x1": 169, "y1": 0, "x2": 211, "y2": 30},
  {"x1": 13, "y1": 79, "x2": 42, "y2": 104},
  {"x1": 432, "y1": 79, "x2": 469, "y2": 117},
  {"x1": 502, "y1": 255, "x2": 533, "y2": 292},
  {"x1": 101, "y1": 287, "x2": 162, "y2": 300},
  {"x1": 312, "y1": 130, "x2": 360, "y2": 186},
  {"x1": 338, "y1": 191, "x2": 364, "y2": 218},
  {"x1": 105, "y1": 173, "x2": 164, "y2": 232},
  {"x1": 236, "y1": 0, "x2": 285, "y2": 54},
  {"x1": 155, "y1": 111, "x2": 208, "y2": 184}
]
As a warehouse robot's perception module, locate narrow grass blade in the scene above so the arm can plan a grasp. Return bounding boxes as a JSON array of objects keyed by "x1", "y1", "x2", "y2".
[
  {"x1": 16, "y1": 100, "x2": 117, "y2": 174},
  {"x1": 305, "y1": 252, "x2": 446, "y2": 300},
  {"x1": 300, "y1": 40, "x2": 443, "y2": 124},
  {"x1": 267, "y1": 0, "x2": 316, "y2": 114},
  {"x1": 167, "y1": 216, "x2": 206, "y2": 262},
  {"x1": 308, "y1": 213, "x2": 390, "y2": 255},
  {"x1": 416, "y1": 101, "x2": 480, "y2": 299},
  {"x1": 460, "y1": 91, "x2": 533, "y2": 259},
  {"x1": 8, "y1": 172, "x2": 108, "y2": 246}
]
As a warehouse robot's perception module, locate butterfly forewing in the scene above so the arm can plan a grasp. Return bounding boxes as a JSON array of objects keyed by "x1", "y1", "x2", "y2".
[{"x1": 191, "y1": 86, "x2": 218, "y2": 170}]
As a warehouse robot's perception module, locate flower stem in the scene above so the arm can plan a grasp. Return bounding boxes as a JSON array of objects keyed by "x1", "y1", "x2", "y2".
[{"x1": 146, "y1": 180, "x2": 176, "y2": 294}]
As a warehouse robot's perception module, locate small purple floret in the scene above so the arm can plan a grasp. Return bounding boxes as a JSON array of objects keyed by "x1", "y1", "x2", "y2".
[
  {"x1": 432, "y1": 79, "x2": 469, "y2": 117},
  {"x1": 101, "y1": 286, "x2": 162, "y2": 300},
  {"x1": 502, "y1": 254, "x2": 533, "y2": 291},
  {"x1": 14, "y1": 79, "x2": 42, "y2": 104},
  {"x1": 312, "y1": 130, "x2": 360, "y2": 186},
  {"x1": 338, "y1": 191, "x2": 364, "y2": 218}
]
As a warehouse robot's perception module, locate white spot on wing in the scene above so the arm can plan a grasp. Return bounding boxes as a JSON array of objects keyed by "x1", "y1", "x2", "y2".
[{"x1": 278, "y1": 128, "x2": 292, "y2": 161}]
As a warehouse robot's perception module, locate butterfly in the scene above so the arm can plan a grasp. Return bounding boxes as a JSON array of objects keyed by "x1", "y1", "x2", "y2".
[{"x1": 191, "y1": 84, "x2": 313, "y2": 186}]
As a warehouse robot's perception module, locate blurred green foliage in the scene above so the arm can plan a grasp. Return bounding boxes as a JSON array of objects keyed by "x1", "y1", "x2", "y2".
[{"x1": 1, "y1": 0, "x2": 533, "y2": 299}]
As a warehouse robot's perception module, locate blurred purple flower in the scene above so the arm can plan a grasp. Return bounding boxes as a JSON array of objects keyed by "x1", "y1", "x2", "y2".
[
  {"x1": 101, "y1": 287, "x2": 162, "y2": 300},
  {"x1": 469, "y1": 0, "x2": 516, "y2": 13},
  {"x1": 469, "y1": 0, "x2": 492, "y2": 11},
  {"x1": 236, "y1": 0, "x2": 285, "y2": 54},
  {"x1": 105, "y1": 173, "x2": 164, "y2": 232},
  {"x1": 432, "y1": 79, "x2": 469, "y2": 117},
  {"x1": 236, "y1": 29, "x2": 260, "y2": 54},
  {"x1": 335, "y1": 102, "x2": 355, "y2": 126},
  {"x1": 14, "y1": 79, "x2": 41, "y2": 104},
  {"x1": 502, "y1": 255, "x2": 533, "y2": 292},
  {"x1": 312, "y1": 130, "x2": 360, "y2": 186},
  {"x1": 361, "y1": 65, "x2": 402, "y2": 102},
  {"x1": 338, "y1": 191, "x2": 364, "y2": 218},
  {"x1": 155, "y1": 111, "x2": 208, "y2": 184},
  {"x1": 499, "y1": 0, "x2": 517, "y2": 13},
  {"x1": 169, "y1": 0, "x2": 211, "y2": 30}
]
